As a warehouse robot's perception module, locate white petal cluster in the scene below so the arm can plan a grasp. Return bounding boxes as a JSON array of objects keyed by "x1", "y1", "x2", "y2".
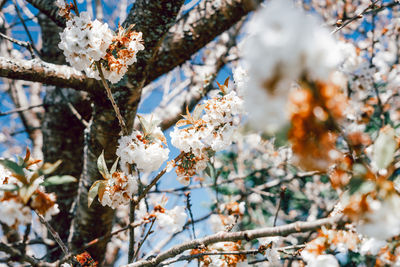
[
  {"x1": 55, "y1": 0, "x2": 66, "y2": 8},
  {"x1": 170, "y1": 90, "x2": 243, "y2": 185},
  {"x1": 0, "y1": 199, "x2": 32, "y2": 226},
  {"x1": 242, "y1": 0, "x2": 340, "y2": 133},
  {"x1": 100, "y1": 173, "x2": 138, "y2": 209},
  {"x1": 209, "y1": 214, "x2": 226, "y2": 233},
  {"x1": 116, "y1": 129, "x2": 169, "y2": 173},
  {"x1": 202, "y1": 91, "x2": 244, "y2": 151},
  {"x1": 356, "y1": 193, "x2": 400, "y2": 240},
  {"x1": 0, "y1": 163, "x2": 19, "y2": 188},
  {"x1": 59, "y1": 12, "x2": 113, "y2": 72},
  {"x1": 360, "y1": 237, "x2": 387, "y2": 256},
  {"x1": 304, "y1": 254, "x2": 339, "y2": 267},
  {"x1": 0, "y1": 165, "x2": 32, "y2": 227},
  {"x1": 99, "y1": 31, "x2": 145, "y2": 83},
  {"x1": 170, "y1": 128, "x2": 207, "y2": 157},
  {"x1": 232, "y1": 64, "x2": 249, "y2": 96},
  {"x1": 170, "y1": 90, "x2": 243, "y2": 155},
  {"x1": 156, "y1": 206, "x2": 187, "y2": 233},
  {"x1": 371, "y1": 126, "x2": 398, "y2": 172},
  {"x1": 265, "y1": 246, "x2": 281, "y2": 266},
  {"x1": 30, "y1": 192, "x2": 60, "y2": 221}
]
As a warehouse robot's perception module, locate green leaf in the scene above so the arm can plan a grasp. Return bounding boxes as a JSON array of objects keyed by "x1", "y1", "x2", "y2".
[
  {"x1": 110, "y1": 157, "x2": 119, "y2": 174},
  {"x1": 40, "y1": 160, "x2": 62, "y2": 175},
  {"x1": 0, "y1": 159, "x2": 27, "y2": 184},
  {"x1": 97, "y1": 151, "x2": 109, "y2": 179},
  {"x1": 88, "y1": 180, "x2": 102, "y2": 207},
  {"x1": 41, "y1": 175, "x2": 77, "y2": 186},
  {"x1": 348, "y1": 177, "x2": 365, "y2": 195},
  {"x1": 205, "y1": 162, "x2": 216, "y2": 179},
  {"x1": 0, "y1": 184, "x2": 19, "y2": 191}
]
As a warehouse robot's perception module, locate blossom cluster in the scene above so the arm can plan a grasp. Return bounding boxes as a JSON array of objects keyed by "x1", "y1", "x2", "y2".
[
  {"x1": 116, "y1": 116, "x2": 169, "y2": 174},
  {"x1": 98, "y1": 171, "x2": 138, "y2": 209},
  {"x1": 240, "y1": 0, "x2": 341, "y2": 133},
  {"x1": 154, "y1": 205, "x2": 187, "y2": 234},
  {"x1": 170, "y1": 80, "x2": 243, "y2": 185},
  {"x1": 209, "y1": 201, "x2": 245, "y2": 233},
  {"x1": 288, "y1": 82, "x2": 347, "y2": 171},
  {"x1": 0, "y1": 152, "x2": 61, "y2": 227},
  {"x1": 56, "y1": 0, "x2": 144, "y2": 83},
  {"x1": 191, "y1": 241, "x2": 246, "y2": 267},
  {"x1": 58, "y1": 12, "x2": 113, "y2": 72},
  {"x1": 133, "y1": 196, "x2": 187, "y2": 234}
]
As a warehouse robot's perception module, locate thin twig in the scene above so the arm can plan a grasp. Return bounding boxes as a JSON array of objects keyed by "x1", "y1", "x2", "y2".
[
  {"x1": 185, "y1": 192, "x2": 196, "y2": 239},
  {"x1": 72, "y1": 0, "x2": 79, "y2": 15},
  {"x1": 9, "y1": 126, "x2": 41, "y2": 136},
  {"x1": 0, "y1": 103, "x2": 45, "y2": 116},
  {"x1": 35, "y1": 212, "x2": 69, "y2": 256},
  {"x1": 0, "y1": 32, "x2": 34, "y2": 58},
  {"x1": 248, "y1": 245, "x2": 306, "y2": 264},
  {"x1": 144, "y1": 213, "x2": 212, "y2": 258},
  {"x1": 159, "y1": 249, "x2": 260, "y2": 266},
  {"x1": 128, "y1": 202, "x2": 136, "y2": 263},
  {"x1": 331, "y1": 0, "x2": 379, "y2": 34},
  {"x1": 59, "y1": 220, "x2": 147, "y2": 263},
  {"x1": 273, "y1": 186, "x2": 286, "y2": 227},
  {"x1": 369, "y1": 2, "x2": 385, "y2": 127},
  {"x1": 150, "y1": 170, "x2": 267, "y2": 194},
  {"x1": 0, "y1": 243, "x2": 38, "y2": 266},
  {"x1": 125, "y1": 215, "x2": 344, "y2": 267},
  {"x1": 22, "y1": 223, "x2": 31, "y2": 253},
  {"x1": 55, "y1": 88, "x2": 89, "y2": 127},
  {"x1": 134, "y1": 152, "x2": 184, "y2": 205},
  {"x1": 134, "y1": 218, "x2": 156, "y2": 260},
  {"x1": 96, "y1": 62, "x2": 128, "y2": 135},
  {"x1": 12, "y1": 0, "x2": 41, "y2": 57}
]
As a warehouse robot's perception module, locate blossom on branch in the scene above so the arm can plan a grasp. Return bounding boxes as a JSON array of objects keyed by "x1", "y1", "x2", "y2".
[
  {"x1": 57, "y1": 5, "x2": 144, "y2": 84},
  {"x1": 241, "y1": 0, "x2": 340, "y2": 133},
  {"x1": 116, "y1": 115, "x2": 169, "y2": 173},
  {"x1": 170, "y1": 80, "x2": 243, "y2": 185}
]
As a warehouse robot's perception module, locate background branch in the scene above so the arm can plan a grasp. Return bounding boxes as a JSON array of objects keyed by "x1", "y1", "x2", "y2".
[{"x1": 128, "y1": 216, "x2": 343, "y2": 267}]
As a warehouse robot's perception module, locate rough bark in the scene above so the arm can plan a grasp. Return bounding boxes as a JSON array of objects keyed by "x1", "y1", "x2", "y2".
[
  {"x1": 146, "y1": 0, "x2": 262, "y2": 84},
  {"x1": 26, "y1": 0, "x2": 66, "y2": 28},
  {"x1": 68, "y1": 0, "x2": 185, "y2": 263},
  {"x1": 158, "y1": 20, "x2": 243, "y2": 131},
  {"x1": 0, "y1": 57, "x2": 100, "y2": 93},
  {"x1": 38, "y1": 13, "x2": 91, "y2": 261},
  {"x1": 2, "y1": 0, "x2": 259, "y2": 94}
]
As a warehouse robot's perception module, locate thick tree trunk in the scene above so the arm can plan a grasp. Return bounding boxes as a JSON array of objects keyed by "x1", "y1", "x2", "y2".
[
  {"x1": 39, "y1": 14, "x2": 91, "y2": 261},
  {"x1": 68, "y1": 0, "x2": 185, "y2": 263}
]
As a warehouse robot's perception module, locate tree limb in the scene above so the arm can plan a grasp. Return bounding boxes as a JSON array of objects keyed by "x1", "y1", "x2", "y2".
[
  {"x1": 68, "y1": 1, "x2": 185, "y2": 263},
  {"x1": 158, "y1": 19, "x2": 243, "y2": 131},
  {"x1": 25, "y1": 0, "x2": 66, "y2": 28},
  {"x1": 145, "y1": 0, "x2": 262, "y2": 85},
  {"x1": 0, "y1": 57, "x2": 100, "y2": 93},
  {"x1": 126, "y1": 215, "x2": 343, "y2": 267}
]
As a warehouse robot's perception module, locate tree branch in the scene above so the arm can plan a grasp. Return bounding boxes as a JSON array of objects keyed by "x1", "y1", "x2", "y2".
[
  {"x1": 68, "y1": 1, "x2": 185, "y2": 263},
  {"x1": 145, "y1": 0, "x2": 262, "y2": 85},
  {"x1": 25, "y1": 0, "x2": 66, "y2": 28},
  {"x1": 125, "y1": 215, "x2": 343, "y2": 267},
  {"x1": 158, "y1": 19, "x2": 243, "y2": 131},
  {"x1": 0, "y1": 57, "x2": 100, "y2": 93}
]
